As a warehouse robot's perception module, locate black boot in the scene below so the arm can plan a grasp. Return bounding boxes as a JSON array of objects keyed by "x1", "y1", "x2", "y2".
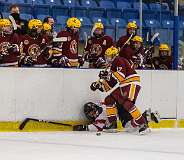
[{"x1": 139, "y1": 123, "x2": 150, "y2": 135}]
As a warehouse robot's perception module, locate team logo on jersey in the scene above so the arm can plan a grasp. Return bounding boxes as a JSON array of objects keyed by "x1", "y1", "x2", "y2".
[
  {"x1": 90, "y1": 44, "x2": 102, "y2": 56},
  {"x1": 28, "y1": 44, "x2": 41, "y2": 61},
  {"x1": 0, "y1": 42, "x2": 10, "y2": 55},
  {"x1": 24, "y1": 40, "x2": 29, "y2": 45},
  {"x1": 70, "y1": 40, "x2": 77, "y2": 54}
]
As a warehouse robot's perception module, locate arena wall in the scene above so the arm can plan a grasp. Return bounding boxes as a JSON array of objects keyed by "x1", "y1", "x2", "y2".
[{"x1": 0, "y1": 68, "x2": 183, "y2": 123}]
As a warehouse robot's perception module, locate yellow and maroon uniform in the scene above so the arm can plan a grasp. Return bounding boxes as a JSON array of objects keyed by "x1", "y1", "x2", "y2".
[
  {"x1": 57, "y1": 29, "x2": 79, "y2": 67},
  {"x1": 84, "y1": 35, "x2": 114, "y2": 68},
  {"x1": 100, "y1": 56, "x2": 146, "y2": 127},
  {"x1": 20, "y1": 34, "x2": 49, "y2": 67},
  {"x1": 0, "y1": 33, "x2": 20, "y2": 67},
  {"x1": 152, "y1": 56, "x2": 172, "y2": 70}
]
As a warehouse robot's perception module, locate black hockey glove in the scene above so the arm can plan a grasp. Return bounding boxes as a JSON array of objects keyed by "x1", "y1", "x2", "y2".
[
  {"x1": 0, "y1": 54, "x2": 4, "y2": 63},
  {"x1": 96, "y1": 57, "x2": 106, "y2": 69},
  {"x1": 99, "y1": 70, "x2": 109, "y2": 80},
  {"x1": 24, "y1": 56, "x2": 35, "y2": 66},
  {"x1": 78, "y1": 55, "x2": 84, "y2": 67},
  {"x1": 73, "y1": 125, "x2": 88, "y2": 131},
  {"x1": 90, "y1": 81, "x2": 100, "y2": 91},
  {"x1": 51, "y1": 58, "x2": 60, "y2": 67},
  {"x1": 7, "y1": 44, "x2": 19, "y2": 53},
  {"x1": 59, "y1": 56, "x2": 71, "y2": 68}
]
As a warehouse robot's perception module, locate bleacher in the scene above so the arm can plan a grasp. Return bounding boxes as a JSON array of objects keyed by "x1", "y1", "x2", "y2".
[{"x1": 0, "y1": 0, "x2": 184, "y2": 45}]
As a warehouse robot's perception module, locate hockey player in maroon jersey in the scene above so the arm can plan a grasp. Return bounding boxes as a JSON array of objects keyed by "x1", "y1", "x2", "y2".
[
  {"x1": 118, "y1": 36, "x2": 145, "y2": 69},
  {"x1": 0, "y1": 19, "x2": 20, "y2": 67},
  {"x1": 116, "y1": 21, "x2": 137, "y2": 53},
  {"x1": 152, "y1": 44, "x2": 172, "y2": 70},
  {"x1": 73, "y1": 102, "x2": 160, "y2": 132},
  {"x1": 42, "y1": 23, "x2": 53, "y2": 43},
  {"x1": 19, "y1": 19, "x2": 49, "y2": 67},
  {"x1": 90, "y1": 47, "x2": 149, "y2": 134},
  {"x1": 56, "y1": 17, "x2": 83, "y2": 68},
  {"x1": 83, "y1": 22, "x2": 114, "y2": 68}
]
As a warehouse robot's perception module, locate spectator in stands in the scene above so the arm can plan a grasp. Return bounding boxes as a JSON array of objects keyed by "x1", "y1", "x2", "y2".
[
  {"x1": 9, "y1": 4, "x2": 28, "y2": 35},
  {"x1": 152, "y1": 44, "x2": 172, "y2": 70},
  {"x1": 43, "y1": 16, "x2": 57, "y2": 38}
]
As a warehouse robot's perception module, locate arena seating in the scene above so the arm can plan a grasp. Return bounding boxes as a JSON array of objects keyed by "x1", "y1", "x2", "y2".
[{"x1": 0, "y1": 0, "x2": 183, "y2": 45}]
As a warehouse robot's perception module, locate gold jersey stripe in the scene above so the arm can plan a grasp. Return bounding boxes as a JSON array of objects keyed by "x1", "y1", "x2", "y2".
[
  {"x1": 128, "y1": 84, "x2": 136, "y2": 101},
  {"x1": 123, "y1": 76, "x2": 140, "y2": 84},
  {"x1": 101, "y1": 80, "x2": 112, "y2": 92},
  {"x1": 113, "y1": 71, "x2": 125, "y2": 82},
  {"x1": 106, "y1": 107, "x2": 117, "y2": 116},
  {"x1": 130, "y1": 108, "x2": 141, "y2": 119}
]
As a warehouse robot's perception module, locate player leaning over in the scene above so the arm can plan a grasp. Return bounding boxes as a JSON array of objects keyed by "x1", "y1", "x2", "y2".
[
  {"x1": 90, "y1": 47, "x2": 149, "y2": 134},
  {"x1": 56, "y1": 17, "x2": 84, "y2": 68},
  {"x1": 83, "y1": 22, "x2": 114, "y2": 68}
]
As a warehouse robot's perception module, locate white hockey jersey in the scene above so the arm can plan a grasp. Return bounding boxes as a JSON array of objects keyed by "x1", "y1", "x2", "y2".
[{"x1": 87, "y1": 103, "x2": 111, "y2": 131}]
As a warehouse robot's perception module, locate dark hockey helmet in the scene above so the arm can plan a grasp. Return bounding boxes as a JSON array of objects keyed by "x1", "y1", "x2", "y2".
[{"x1": 84, "y1": 102, "x2": 102, "y2": 122}]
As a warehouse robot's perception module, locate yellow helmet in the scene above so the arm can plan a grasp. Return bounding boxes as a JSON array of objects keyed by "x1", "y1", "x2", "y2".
[
  {"x1": 132, "y1": 36, "x2": 143, "y2": 43},
  {"x1": 159, "y1": 44, "x2": 169, "y2": 51},
  {"x1": 94, "y1": 22, "x2": 104, "y2": 29},
  {"x1": 28, "y1": 19, "x2": 43, "y2": 29},
  {"x1": 105, "y1": 46, "x2": 119, "y2": 58},
  {"x1": 0, "y1": 19, "x2": 4, "y2": 27},
  {"x1": 66, "y1": 17, "x2": 81, "y2": 28},
  {"x1": 43, "y1": 23, "x2": 51, "y2": 31},
  {"x1": 127, "y1": 21, "x2": 137, "y2": 29},
  {"x1": 0, "y1": 19, "x2": 12, "y2": 27}
]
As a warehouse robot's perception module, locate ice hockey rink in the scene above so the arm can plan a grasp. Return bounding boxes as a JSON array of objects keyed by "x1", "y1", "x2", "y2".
[{"x1": 0, "y1": 129, "x2": 184, "y2": 160}]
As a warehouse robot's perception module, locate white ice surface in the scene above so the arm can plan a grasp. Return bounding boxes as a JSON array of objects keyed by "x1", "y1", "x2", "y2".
[{"x1": 0, "y1": 129, "x2": 184, "y2": 160}]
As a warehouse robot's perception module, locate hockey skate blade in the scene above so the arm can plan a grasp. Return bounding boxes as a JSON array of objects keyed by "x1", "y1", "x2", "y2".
[{"x1": 139, "y1": 128, "x2": 151, "y2": 135}]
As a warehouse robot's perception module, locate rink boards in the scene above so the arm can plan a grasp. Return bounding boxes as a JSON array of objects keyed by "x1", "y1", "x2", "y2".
[{"x1": 0, "y1": 68, "x2": 183, "y2": 131}]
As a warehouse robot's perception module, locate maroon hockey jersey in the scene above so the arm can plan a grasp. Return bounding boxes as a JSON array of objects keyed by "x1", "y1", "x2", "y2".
[
  {"x1": 0, "y1": 33, "x2": 20, "y2": 66},
  {"x1": 20, "y1": 34, "x2": 49, "y2": 66},
  {"x1": 57, "y1": 29, "x2": 79, "y2": 67},
  {"x1": 84, "y1": 35, "x2": 114, "y2": 59}
]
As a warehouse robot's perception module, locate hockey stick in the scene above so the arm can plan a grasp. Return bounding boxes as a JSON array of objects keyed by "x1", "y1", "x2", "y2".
[
  {"x1": 120, "y1": 32, "x2": 134, "y2": 50},
  {"x1": 19, "y1": 118, "x2": 72, "y2": 130},
  {"x1": 150, "y1": 32, "x2": 159, "y2": 44},
  {"x1": 84, "y1": 32, "x2": 88, "y2": 49}
]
